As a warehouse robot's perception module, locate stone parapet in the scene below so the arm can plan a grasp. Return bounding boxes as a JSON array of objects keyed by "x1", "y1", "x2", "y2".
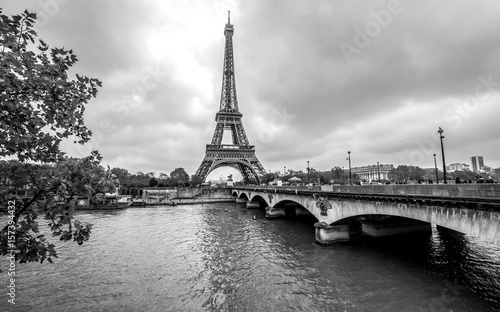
[{"x1": 323, "y1": 184, "x2": 500, "y2": 198}]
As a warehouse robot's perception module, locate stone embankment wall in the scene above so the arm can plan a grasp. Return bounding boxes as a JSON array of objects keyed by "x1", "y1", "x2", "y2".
[{"x1": 176, "y1": 187, "x2": 233, "y2": 199}]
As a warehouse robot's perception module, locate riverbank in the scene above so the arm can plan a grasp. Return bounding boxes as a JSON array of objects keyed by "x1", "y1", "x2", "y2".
[{"x1": 141, "y1": 198, "x2": 235, "y2": 206}]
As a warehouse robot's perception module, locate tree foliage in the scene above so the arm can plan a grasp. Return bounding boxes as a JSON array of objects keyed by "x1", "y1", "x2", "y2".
[
  {"x1": 330, "y1": 167, "x2": 346, "y2": 184},
  {"x1": 190, "y1": 174, "x2": 203, "y2": 186},
  {"x1": 1, "y1": 10, "x2": 101, "y2": 163},
  {"x1": 148, "y1": 177, "x2": 158, "y2": 187},
  {"x1": 110, "y1": 167, "x2": 130, "y2": 184},
  {"x1": 388, "y1": 165, "x2": 426, "y2": 182},
  {"x1": 0, "y1": 10, "x2": 106, "y2": 265},
  {"x1": 170, "y1": 168, "x2": 189, "y2": 185}
]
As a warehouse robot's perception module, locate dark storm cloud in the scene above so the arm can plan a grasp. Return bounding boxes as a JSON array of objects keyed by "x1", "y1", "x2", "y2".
[
  {"x1": 235, "y1": 0, "x2": 500, "y2": 171},
  {"x1": 3, "y1": 0, "x2": 500, "y2": 176}
]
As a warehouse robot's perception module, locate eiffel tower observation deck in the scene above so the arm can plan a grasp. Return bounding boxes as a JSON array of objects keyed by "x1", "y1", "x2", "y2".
[{"x1": 195, "y1": 12, "x2": 266, "y2": 184}]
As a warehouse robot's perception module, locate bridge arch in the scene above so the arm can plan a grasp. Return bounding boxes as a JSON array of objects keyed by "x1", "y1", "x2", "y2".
[
  {"x1": 323, "y1": 200, "x2": 498, "y2": 243},
  {"x1": 238, "y1": 192, "x2": 249, "y2": 201},
  {"x1": 249, "y1": 195, "x2": 268, "y2": 208},
  {"x1": 274, "y1": 200, "x2": 317, "y2": 219}
]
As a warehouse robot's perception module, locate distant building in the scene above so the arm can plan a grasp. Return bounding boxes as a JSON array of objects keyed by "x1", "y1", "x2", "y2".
[
  {"x1": 143, "y1": 188, "x2": 177, "y2": 202},
  {"x1": 351, "y1": 164, "x2": 394, "y2": 181},
  {"x1": 447, "y1": 163, "x2": 470, "y2": 171},
  {"x1": 471, "y1": 156, "x2": 484, "y2": 172},
  {"x1": 269, "y1": 179, "x2": 283, "y2": 186},
  {"x1": 481, "y1": 166, "x2": 492, "y2": 173}
]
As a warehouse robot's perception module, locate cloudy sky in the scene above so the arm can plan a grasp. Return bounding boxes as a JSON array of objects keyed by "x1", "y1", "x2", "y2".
[{"x1": 4, "y1": 0, "x2": 500, "y2": 180}]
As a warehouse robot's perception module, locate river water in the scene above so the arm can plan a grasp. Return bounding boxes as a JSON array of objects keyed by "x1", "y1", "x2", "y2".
[{"x1": 1, "y1": 203, "x2": 500, "y2": 312}]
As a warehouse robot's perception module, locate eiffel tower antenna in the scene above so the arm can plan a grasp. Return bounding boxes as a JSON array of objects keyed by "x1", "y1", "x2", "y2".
[{"x1": 195, "y1": 15, "x2": 266, "y2": 184}]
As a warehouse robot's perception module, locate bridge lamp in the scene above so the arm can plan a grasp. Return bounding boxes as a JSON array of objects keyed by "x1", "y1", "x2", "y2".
[
  {"x1": 438, "y1": 127, "x2": 447, "y2": 184},
  {"x1": 433, "y1": 153, "x2": 439, "y2": 184},
  {"x1": 347, "y1": 151, "x2": 352, "y2": 185},
  {"x1": 307, "y1": 161, "x2": 310, "y2": 185},
  {"x1": 377, "y1": 162, "x2": 380, "y2": 181}
]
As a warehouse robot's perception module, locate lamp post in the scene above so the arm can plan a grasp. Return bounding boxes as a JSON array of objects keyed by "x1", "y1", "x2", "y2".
[
  {"x1": 377, "y1": 162, "x2": 380, "y2": 181},
  {"x1": 342, "y1": 166, "x2": 345, "y2": 184},
  {"x1": 307, "y1": 161, "x2": 310, "y2": 185},
  {"x1": 433, "y1": 153, "x2": 439, "y2": 184},
  {"x1": 284, "y1": 166, "x2": 286, "y2": 176},
  {"x1": 347, "y1": 151, "x2": 352, "y2": 185},
  {"x1": 438, "y1": 127, "x2": 447, "y2": 184}
]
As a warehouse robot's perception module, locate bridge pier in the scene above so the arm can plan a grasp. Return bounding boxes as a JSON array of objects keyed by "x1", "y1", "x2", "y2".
[
  {"x1": 235, "y1": 197, "x2": 247, "y2": 204},
  {"x1": 361, "y1": 217, "x2": 431, "y2": 238},
  {"x1": 265, "y1": 207, "x2": 286, "y2": 219},
  {"x1": 246, "y1": 201, "x2": 261, "y2": 209},
  {"x1": 314, "y1": 222, "x2": 350, "y2": 245}
]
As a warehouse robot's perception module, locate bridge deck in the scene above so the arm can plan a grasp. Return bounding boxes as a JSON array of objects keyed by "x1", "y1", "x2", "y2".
[{"x1": 232, "y1": 185, "x2": 500, "y2": 210}]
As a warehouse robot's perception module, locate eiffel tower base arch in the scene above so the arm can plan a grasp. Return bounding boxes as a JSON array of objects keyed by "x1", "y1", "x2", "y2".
[{"x1": 196, "y1": 145, "x2": 265, "y2": 185}]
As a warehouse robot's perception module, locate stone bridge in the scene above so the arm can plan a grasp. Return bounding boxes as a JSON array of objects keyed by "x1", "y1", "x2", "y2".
[{"x1": 231, "y1": 185, "x2": 500, "y2": 246}]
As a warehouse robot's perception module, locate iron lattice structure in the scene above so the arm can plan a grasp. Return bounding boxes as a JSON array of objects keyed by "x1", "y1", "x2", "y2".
[{"x1": 196, "y1": 13, "x2": 266, "y2": 184}]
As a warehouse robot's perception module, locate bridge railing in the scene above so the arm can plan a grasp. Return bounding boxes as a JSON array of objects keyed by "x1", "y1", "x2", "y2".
[
  {"x1": 233, "y1": 185, "x2": 322, "y2": 192},
  {"x1": 232, "y1": 184, "x2": 500, "y2": 198},
  {"x1": 231, "y1": 185, "x2": 500, "y2": 210},
  {"x1": 320, "y1": 184, "x2": 500, "y2": 198}
]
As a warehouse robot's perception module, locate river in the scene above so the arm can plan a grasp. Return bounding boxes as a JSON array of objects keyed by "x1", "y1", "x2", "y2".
[{"x1": 1, "y1": 203, "x2": 500, "y2": 312}]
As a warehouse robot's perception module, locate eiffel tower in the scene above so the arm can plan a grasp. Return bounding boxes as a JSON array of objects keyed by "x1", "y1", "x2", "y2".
[{"x1": 196, "y1": 12, "x2": 266, "y2": 184}]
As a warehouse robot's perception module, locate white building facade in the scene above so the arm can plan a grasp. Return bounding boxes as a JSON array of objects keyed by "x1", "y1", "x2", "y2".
[{"x1": 351, "y1": 164, "x2": 394, "y2": 182}]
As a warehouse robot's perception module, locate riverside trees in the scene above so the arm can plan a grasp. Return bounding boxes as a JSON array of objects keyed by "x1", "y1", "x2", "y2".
[
  {"x1": 388, "y1": 165, "x2": 426, "y2": 182},
  {"x1": 0, "y1": 9, "x2": 112, "y2": 265}
]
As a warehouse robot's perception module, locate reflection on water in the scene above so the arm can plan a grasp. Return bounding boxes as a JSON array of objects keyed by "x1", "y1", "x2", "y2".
[
  {"x1": 427, "y1": 226, "x2": 500, "y2": 305},
  {"x1": 1, "y1": 203, "x2": 499, "y2": 312}
]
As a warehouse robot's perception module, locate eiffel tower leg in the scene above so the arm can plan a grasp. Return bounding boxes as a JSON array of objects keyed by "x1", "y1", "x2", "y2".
[
  {"x1": 237, "y1": 163, "x2": 253, "y2": 184},
  {"x1": 195, "y1": 157, "x2": 214, "y2": 182}
]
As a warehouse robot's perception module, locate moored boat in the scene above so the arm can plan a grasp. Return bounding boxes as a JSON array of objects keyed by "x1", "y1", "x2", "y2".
[
  {"x1": 75, "y1": 195, "x2": 132, "y2": 210},
  {"x1": 86, "y1": 201, "x2": 132, "y2": 210}
]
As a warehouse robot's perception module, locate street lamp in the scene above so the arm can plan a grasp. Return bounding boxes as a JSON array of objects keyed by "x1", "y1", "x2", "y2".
[
  {"x1": 377, "y1": 162, "x2": 380, "y2": 181},
  {"x1": 347, "y1": 151, "x2": 352, "y2": 185},
  {"x1": 433, "y1": 153, "x2": 439, "y2": 184},
  {"x1": 307, "y1": 161, "x2": 310, "y2": 185},
  {"x1": 438, "y1": 127, "x2": 447, "y2": 184},
  {"x1": 284, "y1": 166, "x2": 286, "y2": 176},
  {"x1": 342, "y1": 166, "x2": 345, "y2": 184}
]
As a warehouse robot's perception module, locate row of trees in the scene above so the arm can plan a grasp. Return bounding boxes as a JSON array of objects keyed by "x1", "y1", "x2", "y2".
[
  {"x1": 110, "y1": 167, "x2": 193, "y2": 188},
  {"x1": 261, "y1": 165, "x2": 499, "y2": 185},
  {"x1": 261, "y1": 167, "x2": 361, "y2": 185}
]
